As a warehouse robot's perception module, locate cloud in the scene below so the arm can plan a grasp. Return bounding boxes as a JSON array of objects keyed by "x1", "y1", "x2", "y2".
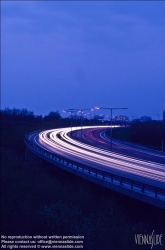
[
  {"x1": 2, "y1": 1, "x2": 165, "y2": 52},
  {"x1": 1, "y1": 1, "x2": 165, "y2": 117}
]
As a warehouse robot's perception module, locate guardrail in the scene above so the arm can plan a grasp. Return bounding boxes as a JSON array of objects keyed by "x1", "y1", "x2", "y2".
[{"x1": 24, "y1": 134, "x2": 165, "y2": 209}]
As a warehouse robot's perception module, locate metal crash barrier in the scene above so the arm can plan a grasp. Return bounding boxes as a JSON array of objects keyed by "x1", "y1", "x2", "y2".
[{"x1": 24, "y1": 134, "x2": 165, "y2": 209}]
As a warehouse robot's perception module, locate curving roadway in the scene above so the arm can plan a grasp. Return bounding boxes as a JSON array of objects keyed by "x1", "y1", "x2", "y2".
[{"x1": 27, "y1": 126, "x2": 165, "y2": 190}]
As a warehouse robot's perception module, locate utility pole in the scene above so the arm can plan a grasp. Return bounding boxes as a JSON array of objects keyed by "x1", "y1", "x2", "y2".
[
  {"x1": 68, "y1": 108, "x2": 94, "y2": 141},
  {"x1": 95, "y1": 107, "x2": 128, "y2": 151},
  {"x1": 62, "y1": 110, "x2": 74, "y2": 131}
]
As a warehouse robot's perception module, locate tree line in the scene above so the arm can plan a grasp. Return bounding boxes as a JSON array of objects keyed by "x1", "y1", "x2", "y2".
[
  {"x1": 1, "y1": 107, "x2": 165, "y2": 151},
  {"x1": 109, "y1": 120, "x2": 165, "y2": 151},
  {"x1": 0, "y1": 107, "x2": 102, "y2": 128}
]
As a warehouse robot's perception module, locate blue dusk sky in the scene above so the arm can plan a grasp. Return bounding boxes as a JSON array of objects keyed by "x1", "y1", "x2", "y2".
[{"x1": 1, "y1": 1, "x2": 165, "y2": 119}]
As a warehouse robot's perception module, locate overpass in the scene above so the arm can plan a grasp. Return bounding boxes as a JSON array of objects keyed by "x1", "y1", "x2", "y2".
[{"x1": 25, "y1": 126, "x2": 165, "y2": 209}]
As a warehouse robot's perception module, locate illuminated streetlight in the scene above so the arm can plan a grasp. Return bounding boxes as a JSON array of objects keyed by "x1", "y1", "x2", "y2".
[
  {"x1": 68, "y1": 108, "x2": 94, "y2": 141},
  {"x1": 62, "y1": 109, "x2": 76, "y2": 131}
]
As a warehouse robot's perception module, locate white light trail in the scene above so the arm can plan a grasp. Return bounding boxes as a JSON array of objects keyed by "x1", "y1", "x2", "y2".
[{"x1": 36, "y1": 126, "x2": 165, "y2": 185}]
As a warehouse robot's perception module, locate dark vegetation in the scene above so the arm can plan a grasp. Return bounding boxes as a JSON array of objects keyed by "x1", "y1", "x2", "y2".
[
  {"x1": 107, "y1": 121, "x2": 165, "y2": 152},
  {"x1": 1, "y1": 108, "x2": 165, "y2": 250}
]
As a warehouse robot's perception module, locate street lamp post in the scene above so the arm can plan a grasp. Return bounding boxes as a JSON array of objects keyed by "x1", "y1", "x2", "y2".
[
  {"x1": 110, "y1": 109, "x2": 112, "y2": 151},
  {"x1": 95, "y1": 107, "x2": 128, "y2": 151},
  {"x1": 68, "y1": 108, "x2": 94, "y2": 141},
  {"x1": 62, "y1": 110, "x2": 75, "y2": 131}
]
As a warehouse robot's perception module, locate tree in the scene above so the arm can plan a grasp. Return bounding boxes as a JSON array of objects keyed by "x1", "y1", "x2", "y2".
[{"x1": 44, "y1": 111, "x2": 61, "y2": 122}]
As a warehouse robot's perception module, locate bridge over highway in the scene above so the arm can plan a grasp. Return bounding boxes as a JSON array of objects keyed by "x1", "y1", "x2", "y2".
[{"x1": 25, "y1": 126, "x2": 165, "y2": 209}]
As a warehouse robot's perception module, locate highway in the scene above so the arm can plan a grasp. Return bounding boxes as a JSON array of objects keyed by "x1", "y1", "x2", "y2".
[
  {"x1": 71, "y1": 127, "x2": 165, "y2": 164},
  {"x1": 27, "y1": 126, "x2": 165, "y2": 190}
]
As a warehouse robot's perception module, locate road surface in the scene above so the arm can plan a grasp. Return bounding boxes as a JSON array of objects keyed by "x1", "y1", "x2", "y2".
[{"x1": 27, "y1": 126, "x2": 165, "y2": 190}]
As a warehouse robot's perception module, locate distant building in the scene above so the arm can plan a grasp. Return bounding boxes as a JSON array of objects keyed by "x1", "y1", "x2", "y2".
[
  {"x1": 163, "y1": 110, "x2": 165, "y2": 121},
  {"x1": 94, "y1": 115, "x2": 104, "y2": 120},
  {"x1": 115, "y1": 115, "x2": 129, "y2": 122},
  {"x1": 114, "y1": 115, "x2": 129, "y2": 126},
  {"x1": 140, "y1": 116, "x2": 152, "y2": 122}
]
